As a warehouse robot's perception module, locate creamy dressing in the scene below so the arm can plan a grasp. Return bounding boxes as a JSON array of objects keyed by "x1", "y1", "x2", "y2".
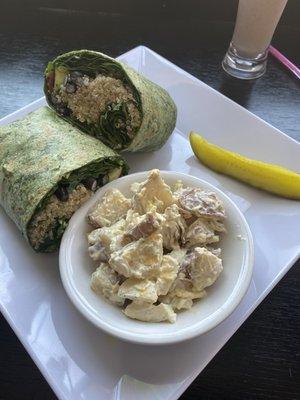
[{"x1": 87, "y1": 170, "x2": 227, "y2": 323}]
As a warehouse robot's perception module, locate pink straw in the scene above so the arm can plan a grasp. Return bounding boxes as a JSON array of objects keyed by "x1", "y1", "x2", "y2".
[{"x1": 269, "y1": 45, "x2": 300, "y2": 80}]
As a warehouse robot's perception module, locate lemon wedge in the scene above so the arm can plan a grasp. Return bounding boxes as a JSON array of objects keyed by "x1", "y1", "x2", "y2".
[{"x1": 189, "y1": 132, "x2": 300, "y2": 199}]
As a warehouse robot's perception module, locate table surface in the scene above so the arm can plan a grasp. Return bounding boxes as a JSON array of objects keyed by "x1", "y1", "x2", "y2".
[{"x1": 0, "y1": 1, "x2": 299, "y2": 399}]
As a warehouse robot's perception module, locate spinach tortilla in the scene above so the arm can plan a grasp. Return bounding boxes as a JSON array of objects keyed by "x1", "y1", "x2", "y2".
[
  {"x1": 44, "y1": 50, "x2": 177, "y2": 152},
  {"x1": 0, "y1": 107, "x2": 128, "y2": 252}
]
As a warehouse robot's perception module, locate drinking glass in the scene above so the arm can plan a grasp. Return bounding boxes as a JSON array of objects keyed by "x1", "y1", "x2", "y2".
[{"x1": 222, "y1": 0, "x2": 288, "y2": 79}]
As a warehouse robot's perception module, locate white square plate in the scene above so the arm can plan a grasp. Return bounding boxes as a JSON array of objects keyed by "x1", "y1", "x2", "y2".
[{"x1": 0, "y1": 46, "x2": 299, "y2": 400}]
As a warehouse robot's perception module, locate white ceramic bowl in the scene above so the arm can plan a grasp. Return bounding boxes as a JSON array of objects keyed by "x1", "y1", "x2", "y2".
[{"x1": 59, "y1": 171, "x2": 254, "y2": 345}]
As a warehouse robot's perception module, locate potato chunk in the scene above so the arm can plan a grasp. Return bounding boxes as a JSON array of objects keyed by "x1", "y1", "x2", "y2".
[
  {"x1": 109, "y1": 232, "x2": 163, "y2": 279},
  {"x1": 188, "y1": 247, "x2": 223, "y2": 291},
  {"x1": 131, "y1": 169, "x2": 174, "y2": 214},
  {"x1": 161, "y1": 204, "x2": 186, "y2": 250},
  {"x1": 91, "y1": 263, "x2": 124, "y2": 306},
  {"x1": 88, "y1": 188, "x2": 130, "y2": 227},
  {"x1": 179, "y1": 188, "x2": 225, "y2": 219},
  {"x1": 118, "y1": 278, "x2": 158, "y2": 303},
  {"x1": 124, "y1": 301, "x2": 176, "y2": 323},
  {"x1": 185, "y1": 218, "x2": 226, "y2": 247},
  {"x1": 156, "y1": 255, "x2": 179, "y2": 296}
]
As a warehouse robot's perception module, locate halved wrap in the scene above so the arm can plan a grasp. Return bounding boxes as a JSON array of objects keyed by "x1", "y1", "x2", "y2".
[
  {"x1": 44, "y1": 50, "x2": 177, "y2": 152},
  {"x1": 0, "y1": 107, "x2": 128, "y2": 252}
]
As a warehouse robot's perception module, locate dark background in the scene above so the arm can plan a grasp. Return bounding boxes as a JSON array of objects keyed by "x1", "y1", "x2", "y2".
[{"x1": 0, "y1": 1, "x2": 299, "y2": 399}]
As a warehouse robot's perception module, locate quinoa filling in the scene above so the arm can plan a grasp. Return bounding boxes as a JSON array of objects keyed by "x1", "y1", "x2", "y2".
[
  {"x1": 28, "y1": 184, "x2": 92, "y2": 251},
  {"x1": 27, "y1": 167, "x2": 123, "y2": 252},
  {"x1": 50, "y1": 71, "x2": 142, "y2": 149}
]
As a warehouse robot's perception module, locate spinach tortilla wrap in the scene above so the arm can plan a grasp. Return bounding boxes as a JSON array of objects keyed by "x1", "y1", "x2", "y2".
[
  {"x1": 44, "y1": 50, "x2": 177, "y2": 152},
  {"x1": 0, "y1": 107, "x2": 128, "y2": 252}
]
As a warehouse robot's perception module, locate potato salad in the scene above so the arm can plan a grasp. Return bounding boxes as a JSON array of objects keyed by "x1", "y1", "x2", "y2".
[{"x1": 87, "y1": 169, "x2": 226, "y2": 323}]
